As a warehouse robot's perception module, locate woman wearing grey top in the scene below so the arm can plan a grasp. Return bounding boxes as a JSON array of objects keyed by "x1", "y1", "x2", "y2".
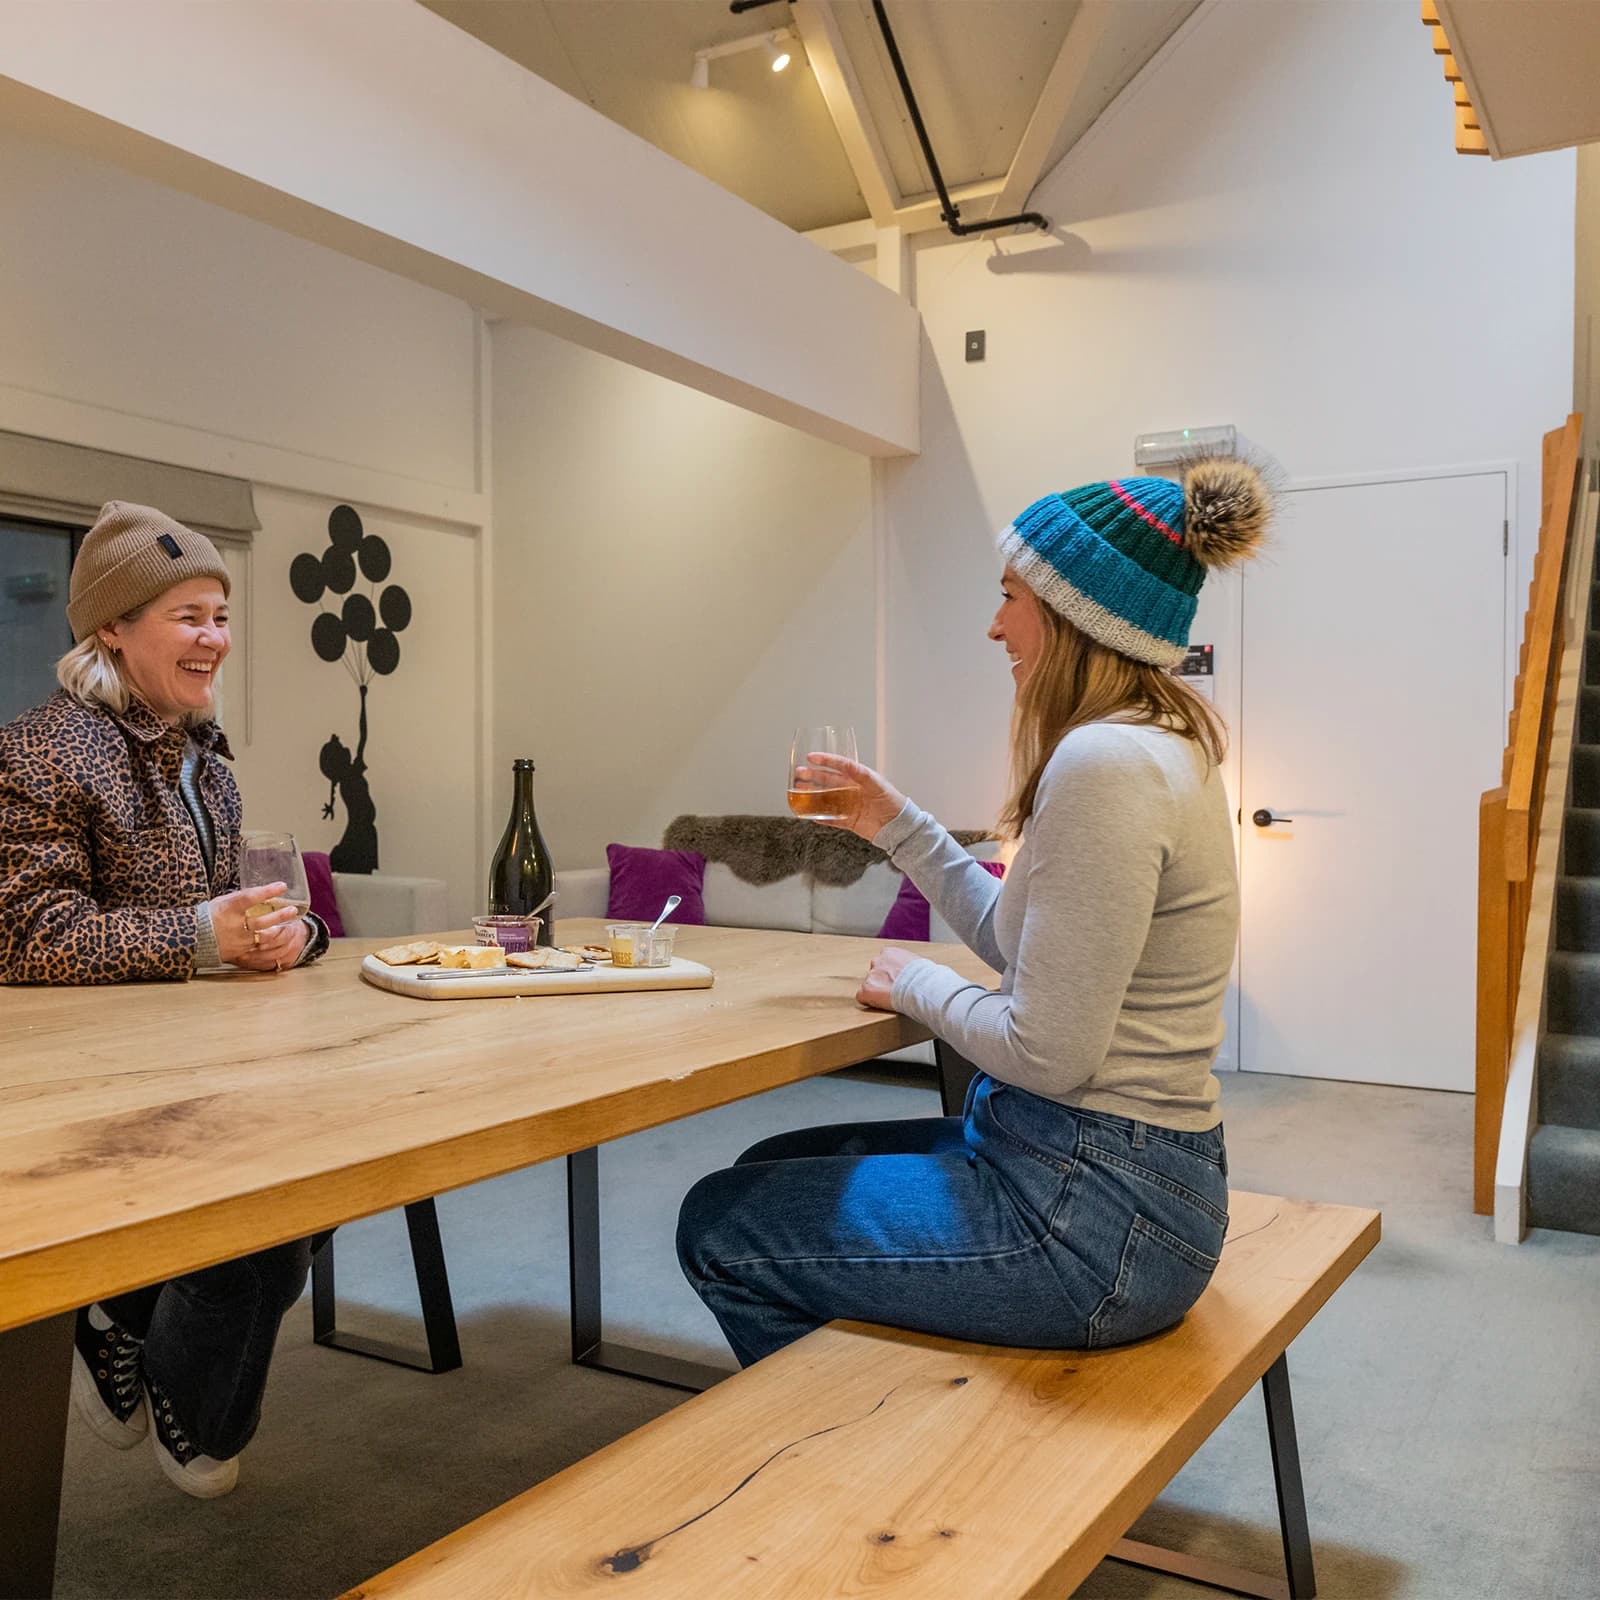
[
  {"x1": 678, "y1": 459, "x2": 1271, "y2": 1365},
  {"x1": 0, "y1": 502, "x2": 327, "y2": 1498}
]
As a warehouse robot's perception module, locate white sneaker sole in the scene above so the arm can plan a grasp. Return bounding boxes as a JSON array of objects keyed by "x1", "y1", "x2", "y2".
[
  {"x1": 151, "y1": 1430, "x2": 239, "y2": 1500},
  {"x1": 70, "y1": 1348, "x2": 147, "y2": 1450}
]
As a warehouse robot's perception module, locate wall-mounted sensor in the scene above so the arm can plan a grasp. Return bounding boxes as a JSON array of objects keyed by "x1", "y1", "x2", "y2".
[
  {"x1": 1134, "y1": 424, "x2": 1236, "y2": 469},
  {"x1": 965, "y1": 330, "x2": 986, "y2": 362}
]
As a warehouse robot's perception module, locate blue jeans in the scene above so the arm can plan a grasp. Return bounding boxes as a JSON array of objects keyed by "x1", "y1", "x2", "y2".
[
  {"x1": 676, "y1": 1075, "x2": 1229, "y2": 1367},
  {"x1": 102, "y1": 1240, "x2": 313, "y2": 1460}
]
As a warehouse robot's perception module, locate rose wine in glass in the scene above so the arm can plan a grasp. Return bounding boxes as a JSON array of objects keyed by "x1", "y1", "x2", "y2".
[
  {"x1": 241, "y1": 831, "x2": 312, "y2": 919},
  {"x1": 788, "y1": 726, "x2": 859, "y2": 821}
]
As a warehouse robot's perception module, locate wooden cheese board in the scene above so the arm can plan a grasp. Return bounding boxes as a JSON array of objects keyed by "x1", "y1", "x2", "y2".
[{"x1": 360, "y1": 952, "x2": 714, "y2": 1001}]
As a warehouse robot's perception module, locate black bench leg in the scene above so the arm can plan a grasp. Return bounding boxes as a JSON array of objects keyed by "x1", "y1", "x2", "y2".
[
  {"x1": 933, "y1": 1040, "x2": 980, "y2": 1118},
  {"x1": 1263, "y1": 1351, "x2": 1317, "y2": 1598},
  {"x1": 567, "y1": 1147, "x2": 734, "y2": 1395},
  {"x1": 1108, "y1": 1351, "x2": 1317, "y2": 1600},
  {"x1": 0, "y1": 1311, "x2": 72, "y2": 1600},
  {"x1": 310, "y1": 1199, "x2": 463, "y2": 1374}
]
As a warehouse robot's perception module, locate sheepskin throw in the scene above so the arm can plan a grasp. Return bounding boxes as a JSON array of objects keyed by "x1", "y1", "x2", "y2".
[{"x1": 662, "y1": 814, "x2": 996, "y2": 888}]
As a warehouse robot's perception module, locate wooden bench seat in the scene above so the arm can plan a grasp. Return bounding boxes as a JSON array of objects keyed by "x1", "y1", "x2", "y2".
[{"x1": 345, "y1": 1191, "x2": 1379, "y2": 1600}]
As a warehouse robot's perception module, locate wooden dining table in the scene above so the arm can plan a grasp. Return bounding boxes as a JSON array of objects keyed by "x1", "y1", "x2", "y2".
[{"x1": 0, "y1": 919, "x2": 995, "y2": 1599}]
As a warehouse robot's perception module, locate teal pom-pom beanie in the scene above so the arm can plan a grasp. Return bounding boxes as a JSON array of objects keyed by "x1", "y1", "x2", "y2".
[{"x1": 996, "y1": 462, "x2": 1270, "y2": 668}]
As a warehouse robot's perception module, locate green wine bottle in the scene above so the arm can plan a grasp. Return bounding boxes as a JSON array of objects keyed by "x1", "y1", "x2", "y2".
[{"x1": 487, "y1": 758, "x2": 555, "y2": 947}]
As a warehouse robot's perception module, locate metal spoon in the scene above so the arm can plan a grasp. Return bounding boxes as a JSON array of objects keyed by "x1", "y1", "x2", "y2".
[{"x1": 649, "y1": 894, "x2": 681, "y2": 934}]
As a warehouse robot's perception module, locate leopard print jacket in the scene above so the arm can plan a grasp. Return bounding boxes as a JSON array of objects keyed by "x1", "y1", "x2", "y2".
[{"x1": 1, "y1": 691, "x2": 266, "y2": 985}]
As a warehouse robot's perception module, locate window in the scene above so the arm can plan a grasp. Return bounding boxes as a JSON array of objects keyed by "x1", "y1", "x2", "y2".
[{"x1": 0, "y1": 516, "x2": 84, "y2": 724}]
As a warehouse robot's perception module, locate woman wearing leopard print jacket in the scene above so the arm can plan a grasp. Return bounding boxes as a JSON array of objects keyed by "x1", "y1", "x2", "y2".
[{"x1": 0, "y1": 501, "x2": 325, "y2": 1499}]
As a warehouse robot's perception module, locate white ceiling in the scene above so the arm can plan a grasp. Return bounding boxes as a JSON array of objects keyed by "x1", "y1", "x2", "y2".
[{"x1": 423, "y1": 0, "x2": 1196, "y2": 233}]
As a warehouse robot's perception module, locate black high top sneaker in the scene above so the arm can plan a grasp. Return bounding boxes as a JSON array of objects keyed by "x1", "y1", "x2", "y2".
[
  {"x1": 145, "y1": 1378, "x2": 239, "y2": 1499},
  {"x1": 71, "y1": 1304, "x2": 147, "y2": 1449}
]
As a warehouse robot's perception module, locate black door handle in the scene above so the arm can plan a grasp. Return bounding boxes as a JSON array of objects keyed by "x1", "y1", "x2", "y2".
[{"x1": 1252, "y1": 809, "x2": 1294, "y2": 828}]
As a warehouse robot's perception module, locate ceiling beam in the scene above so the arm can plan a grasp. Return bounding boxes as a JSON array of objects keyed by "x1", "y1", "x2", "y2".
[
  {"x1": 790, "y1": 0, "x2": 901, "y2": 228},
  {"x1": 985, "y1": 0, "x2": 1118, "y2": 222}
]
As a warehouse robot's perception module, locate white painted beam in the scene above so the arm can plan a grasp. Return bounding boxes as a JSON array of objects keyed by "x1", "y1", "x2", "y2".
[
  {"x1": 791, "y1": 0, "x2": 902, "y2": 228},
  {"x1": 0, "y1": 0, "x2": 919, "y2": 458},
  {"x1": 988, "y1": 0, "x2": 1118, "y2": 220}
]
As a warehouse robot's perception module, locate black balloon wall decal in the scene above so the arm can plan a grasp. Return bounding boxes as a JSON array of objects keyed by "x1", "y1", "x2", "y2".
[{"x1": 289, "y1": 504, "x2": 414, "y2": 874}]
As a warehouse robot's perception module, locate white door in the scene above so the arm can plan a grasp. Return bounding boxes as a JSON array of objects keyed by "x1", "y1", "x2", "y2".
[{"x1": 1237, "y1": 472, "x2": 1506, "y2": 1090}]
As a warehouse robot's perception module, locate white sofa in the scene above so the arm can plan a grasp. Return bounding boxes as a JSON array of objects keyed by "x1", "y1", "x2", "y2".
[
  {"x1": 554, "y1": 834, "x2": 1003, "y2": 1068},
  {"x1": 331, "y1": 872, "x2": 449, "y2": 939}
]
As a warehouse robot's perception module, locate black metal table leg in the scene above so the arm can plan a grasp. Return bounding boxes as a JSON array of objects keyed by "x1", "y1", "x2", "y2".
[
  {"x1": 0, "y1": 1311, "x2": 73, "y2": 1600},
  {"x1": 567, "y1": 1147, "x2": 734, "y2": 1394},
  {"x1": 933, "y1": 1039, "x2": 980, "y2": 1119},
  {"x1": 1108, "y1": 1351, "x2": 1316, "y2": 1600},
  {"x1": 310, "y1": 1200, "x2": 463, "y2": 1374}
]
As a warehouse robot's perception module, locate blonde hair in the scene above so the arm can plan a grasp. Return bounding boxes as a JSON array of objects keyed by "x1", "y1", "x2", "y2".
[
  {"x1": 1001, "y1": 601, "x2": 1225, "y2": 835},
  {"x1": 54, "y1": 601, "x2": 215, "y2": 730},
  {"x1": 56, "y1": 617, "x2": 143, "y2": 715}
]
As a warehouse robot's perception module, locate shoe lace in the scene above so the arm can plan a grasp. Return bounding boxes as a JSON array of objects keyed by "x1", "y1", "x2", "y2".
[{"x1": 150, "y1": 1384, "x2": 197, "y2": 1462}]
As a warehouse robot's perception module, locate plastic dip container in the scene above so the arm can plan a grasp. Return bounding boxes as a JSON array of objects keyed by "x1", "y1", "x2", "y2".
[
  {"x1": 473, "y1": 914, "x2": 543, "y2": 953},
  {"x1": 605, "y1": 922, "x2": 677, "y2": 969}
]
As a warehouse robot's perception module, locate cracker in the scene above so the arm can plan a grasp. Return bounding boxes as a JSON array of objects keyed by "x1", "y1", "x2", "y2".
[
  {"x1": 375, "y1": 939, "x2": 442, "y2": 967},
  {"x1": 508, "y1": 948, "x2": 583, "y2": 971},
  {"x1": 561, "y1": 944, "x2": 612, "y2": 963}
]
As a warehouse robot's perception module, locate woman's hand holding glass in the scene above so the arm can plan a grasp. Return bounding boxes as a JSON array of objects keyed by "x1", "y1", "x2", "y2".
[
  {"x1": 210, "y1": 883, "x2": 306, "y2": 970},
  {"x1": 796, "y1": 752, "x2": 907, "y2": 843}
]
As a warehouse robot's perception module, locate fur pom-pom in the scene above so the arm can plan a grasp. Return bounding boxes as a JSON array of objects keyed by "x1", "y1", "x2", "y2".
[{"x1": 1181, "y1": 457, "x2": 1272, "y2": 568}]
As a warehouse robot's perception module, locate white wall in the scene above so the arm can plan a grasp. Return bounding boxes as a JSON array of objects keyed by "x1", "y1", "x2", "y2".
[
  {"x1": 0, "y1": 128, "x2": 489, "y2": 923},
  {"x1": 491, "y1": 322, "x2": 875, "y2": 870},
  {"x1": 0, "y1": 0, "x2": 919, "y2": 457},
  {"x1": 881, "y1": 0, "x2": 1575, "y2": 827}
]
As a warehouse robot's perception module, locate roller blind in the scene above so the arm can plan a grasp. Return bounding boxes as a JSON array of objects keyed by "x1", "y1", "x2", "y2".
[{"x1": 0, "y1": 430, "x2": 258, "y2": 545}]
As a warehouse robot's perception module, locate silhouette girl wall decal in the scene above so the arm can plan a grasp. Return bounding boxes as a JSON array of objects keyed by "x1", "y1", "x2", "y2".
[{"x1": 289, "y1": 504, "x2": 412, "y2": 874}]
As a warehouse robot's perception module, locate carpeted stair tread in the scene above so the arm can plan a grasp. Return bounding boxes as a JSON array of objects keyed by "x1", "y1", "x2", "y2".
[
  {"x1": 1587, "y1": 630, "x2": 1600, "y2": 687},
  {"x1": 1581, "y1": 686, "x2": 1600, "y2": 746},
  {"x1": 1557, "y1": 875, "x2": 1600, "y2": 951},
  {"x1": 1539, "y1": 1034, "x2": 1600, "y2": 1130},
  {"x1": 1565, "y1": 810, "x2": 1600, "y2": 877},
  {"x1": 1544, "y1": 949, "x2": 1600, "y2": 1034},
  {"x1": 1575, "y1": 747, "x2": 1600, "y2": 809},
  {"x1": 1527, "y1": 1123, "x2": 1600, "y2": 1236}
]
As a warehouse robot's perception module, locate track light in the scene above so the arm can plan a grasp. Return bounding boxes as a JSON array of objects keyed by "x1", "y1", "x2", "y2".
[{"x1": 691, "y1": 27, "x2": 800, "y2": 89}]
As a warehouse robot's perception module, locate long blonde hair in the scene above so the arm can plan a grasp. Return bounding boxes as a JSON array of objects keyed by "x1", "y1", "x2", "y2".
[{"x1": 1001, "y1": 602, "x2": 1225, "y2": 835}]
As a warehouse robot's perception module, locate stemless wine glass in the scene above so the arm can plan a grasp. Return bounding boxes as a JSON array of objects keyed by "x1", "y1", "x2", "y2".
[
  {"x1": 240, "y1": 831, "x2": 312, "y2": 919},
  {"x1": 787, "y1": 725, "x2": 859, "y2": 822}
]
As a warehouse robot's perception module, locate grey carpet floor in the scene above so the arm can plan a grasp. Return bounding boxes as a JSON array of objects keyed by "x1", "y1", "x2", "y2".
[{"x1": 52, "y1": 1067, "x2": 1600, "y2": 1600}]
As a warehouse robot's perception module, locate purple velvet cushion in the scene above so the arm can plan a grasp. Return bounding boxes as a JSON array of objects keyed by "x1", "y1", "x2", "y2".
[
  {"x1": 303, "y1": 850, "x2": 345, "y2": 938},
  {"x1": 606, "y1": 843, "x2": 707, "y2": 925},
  {"x1": 878, "y1": 859, "x2": 1005, "y2": 942}
]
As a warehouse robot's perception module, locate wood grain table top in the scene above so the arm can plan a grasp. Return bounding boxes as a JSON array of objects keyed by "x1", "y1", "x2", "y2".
[{"x1": 0, "y1": 920, "x2": 995, "y2": 1334}]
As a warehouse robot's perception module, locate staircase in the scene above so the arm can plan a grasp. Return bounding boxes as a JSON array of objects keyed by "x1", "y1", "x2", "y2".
[{"x1": 1527, "y1": 588, "x2": 1600, "y2": 1235}]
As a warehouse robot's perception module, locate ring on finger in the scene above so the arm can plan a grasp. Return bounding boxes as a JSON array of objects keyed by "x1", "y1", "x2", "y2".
[{"x1": 252, "y1": 927, "x2": 260, "y2": 948}]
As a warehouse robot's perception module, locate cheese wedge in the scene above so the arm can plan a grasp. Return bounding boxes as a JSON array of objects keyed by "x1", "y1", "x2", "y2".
[{"x1": 437, "y1": 945, "x2": 507, "y2": 970}]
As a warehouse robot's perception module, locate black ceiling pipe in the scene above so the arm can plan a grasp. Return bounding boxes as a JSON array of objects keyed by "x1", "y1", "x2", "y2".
[
  {"x1": 869, "y1": 0, "x2": 1048, "y2": 237},
  {"x1": 727, "y1": 0, "x2": 1049, "y2": 237}
]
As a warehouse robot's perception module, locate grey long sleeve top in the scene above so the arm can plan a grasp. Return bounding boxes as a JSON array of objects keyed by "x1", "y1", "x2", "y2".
[{"x1": 878, "y1": 721, "x2": 1238, "y2": 1132}]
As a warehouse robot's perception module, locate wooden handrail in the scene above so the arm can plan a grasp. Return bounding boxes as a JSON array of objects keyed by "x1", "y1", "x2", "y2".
[
  {"x1": 1475, "y1": 413, "x2": 1586, "y2": 1215},
  {"x1": 1505, "y1": 415, "x2": 1583, "y2": 881}
]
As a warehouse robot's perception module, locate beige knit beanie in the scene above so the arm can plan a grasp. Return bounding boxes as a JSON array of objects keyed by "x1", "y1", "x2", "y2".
[{"x1": 66, "y1": 502, "x2": 231, "y2": 642}]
